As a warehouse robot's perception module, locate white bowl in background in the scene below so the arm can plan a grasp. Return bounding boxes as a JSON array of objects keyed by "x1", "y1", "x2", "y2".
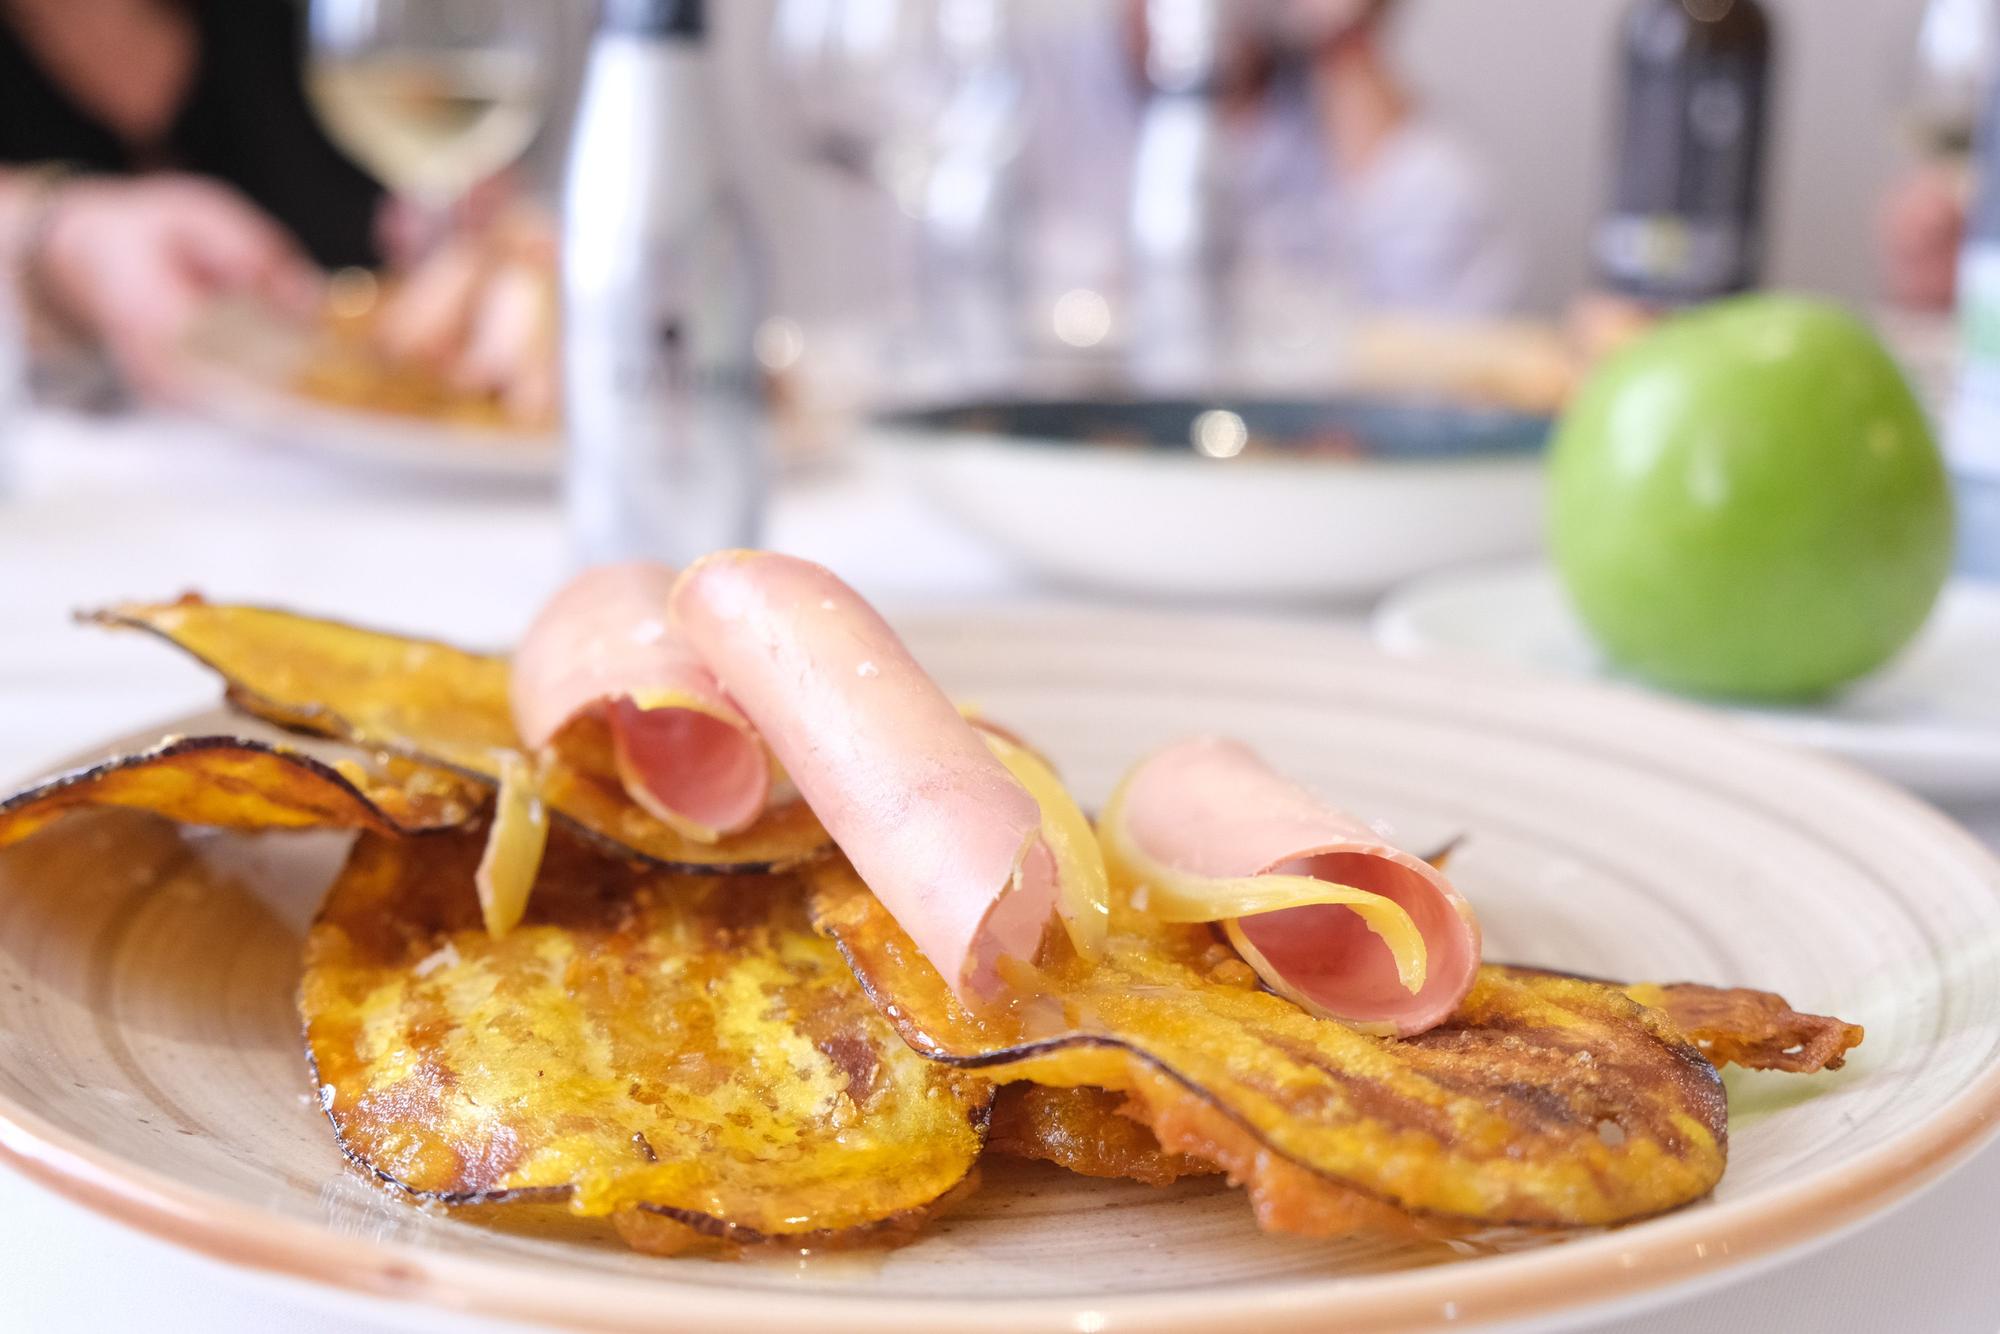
[{"x1": 867, "y1": 395, "x2": 1551, "y2": 601}]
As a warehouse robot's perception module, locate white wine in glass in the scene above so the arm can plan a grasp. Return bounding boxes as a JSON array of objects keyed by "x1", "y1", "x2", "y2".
[{"x1": 306, "y1": 0, "x2": 550, "y2": 205}]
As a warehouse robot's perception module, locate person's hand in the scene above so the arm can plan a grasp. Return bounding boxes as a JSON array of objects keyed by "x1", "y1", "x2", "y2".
[
  {"x1": 35, "y1": 173, "x2": 318, "y2": 397},
  {"x1": 1879, "y1": 166, "x2": 1966, "y2": 312},
  {"x1": 374, "y1": 168, "x2": 524, "y2": 270},
  {"x1": 1568, "y1": 290, "x2": 1660, "y2": 365},
  {"x1": 373, "y1": 204, "x2": 558, "y2": 428}
]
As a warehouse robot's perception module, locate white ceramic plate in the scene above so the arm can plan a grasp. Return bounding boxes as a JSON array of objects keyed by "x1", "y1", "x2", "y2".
[
  {"x1": 867, "y1": 415, "x2": 1546, "y2": 602},
  {"x1": 175, "y1": 300, "x2": 558, "y2": 483},
  {"x1": 1374, "y1": 561, "x2": 2000, "y2": 801},
  {"x1": 2, "y1": 609, "x2": 1998, "y2": 1333}
]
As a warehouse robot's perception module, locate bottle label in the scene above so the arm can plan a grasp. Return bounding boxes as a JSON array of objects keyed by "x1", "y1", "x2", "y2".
[
  {"x1": 1595, "y1": 212, "x2": 1749, "y2": 300},
  {"x1": 1951, "y1": 245, "x2": 2000, "y2": 482},
  {"x1": 563, "y1": 279, "x2": 763, "y2": 565},
  {"x1": 606, "y1": 318, "x2": 759, "y2": 399}
]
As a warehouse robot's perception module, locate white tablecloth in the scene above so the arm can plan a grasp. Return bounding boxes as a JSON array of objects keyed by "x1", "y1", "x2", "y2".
[{"x1": 2, "y1": 409, "x2": 1996, "y2": 1333}]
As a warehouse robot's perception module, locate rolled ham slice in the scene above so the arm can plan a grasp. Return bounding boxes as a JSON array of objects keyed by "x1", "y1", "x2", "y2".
[
  {"x1": 510, "y1": 562, "x2": 768, "y2": 842},
  {"x1": 1109, "y1": 737, "x2": 1481, "y2": 1036},
  {"x1": 671, "y1": 551, "x2": 1056, "y2": 1001}
]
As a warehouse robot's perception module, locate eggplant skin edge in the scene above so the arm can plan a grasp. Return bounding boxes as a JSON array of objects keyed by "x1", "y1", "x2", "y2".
[
  {"x1": 0, "y1": 734, "x2": 470, "y2": 847},
  {"x1": 303, "y1": 1025, "x2": 991, "y2": 1252},
  {"x1": 81, "y1": 602, "x2": 834, "y2": 875},
  {"x1": 808, "y1": 864, "x2": 1731, "y2": 1237}
]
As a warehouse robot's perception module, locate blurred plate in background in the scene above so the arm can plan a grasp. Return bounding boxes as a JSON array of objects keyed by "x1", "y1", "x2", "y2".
[
  {"x1": 869, "y1": 395, "x2": 1552, "y2": 601},
  {"x1": 1375, "y1": 560, "x2": 2000, "y2": 800},
  {"x1": 176, "y1": 299, "x2": 558, "y2": 483}
]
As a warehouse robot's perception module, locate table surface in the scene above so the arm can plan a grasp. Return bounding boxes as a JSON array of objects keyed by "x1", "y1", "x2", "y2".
[{"x1": 2, "y1": 407, "x2": 1997, "y2": 1334}]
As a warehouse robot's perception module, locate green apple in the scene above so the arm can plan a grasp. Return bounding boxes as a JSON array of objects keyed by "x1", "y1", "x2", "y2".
[{"x1": 1549, "y1": 295, "x2": 1953, "y2": 700}]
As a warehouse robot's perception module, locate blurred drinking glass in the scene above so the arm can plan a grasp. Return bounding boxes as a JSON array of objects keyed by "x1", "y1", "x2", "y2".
[
  {"x1": 771, "y1": 0, "x2": 1021, "y2": 209},
  {"x1": 1125, "y1": 0, "x2": 1235, "y2": 390},
  {"x1": 1905, "y1": 0, "x2": 1998, "y2": 167},
  {"x1": 770, "y1": 0, "x2": 1026, "y2": 389},
  {"x1": 1882, "y1": 0, "x2": 1997, "y2": 311},
  {"x1": 305, "y1": 0, "x2": 551, "y2": 216}
]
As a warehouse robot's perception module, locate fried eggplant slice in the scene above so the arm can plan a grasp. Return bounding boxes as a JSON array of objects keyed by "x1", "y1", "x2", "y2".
[
  {"x1": 810, "y1": 860, "x2": 1727, "y2": 1235},
  {"x1": 1626, "y1": 981, "x2": 1864, "y2": 1073},
  {"x1": 0, "y1": 735, "x2": 479, "y2": 849},
  {"x1": 999, "y1": 979, "x2": 1862, "y2": 1192},
  {"x1": 989, "y1": 1085, "x2": 1216, "y2": 1187},
  {"x1": 304, "y1": 831, "x2": 990, "y2": 1252},
  {"x1": 87, "y1": 599, "x2": 830, "y2": 873}
]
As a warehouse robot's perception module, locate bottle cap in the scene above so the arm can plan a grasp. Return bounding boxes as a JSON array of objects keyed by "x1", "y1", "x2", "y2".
[{"x1": 600, "y1": 0, "x2": 703, "y2": 38}]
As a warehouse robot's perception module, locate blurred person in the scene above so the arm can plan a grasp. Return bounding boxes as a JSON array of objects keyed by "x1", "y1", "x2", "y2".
[
  {"x1": 0, "y1": 0, "x2": 380, "y2": 394},
  {"x1": 370, "y1": 200, "x2": 560, "y2": 428},
  {"x1": 0, "y1": 0, "x2": 565, "y2": 414},
  {"x1": 1880, "y1": 0, "x2": 1996, "y2": 312},
  {"x1": 1021, "y1": 0, "x2": 1520, "y2": 320},
  {"x1": 1880, "y1": 165, "x2": 1969, "y2": 312}
]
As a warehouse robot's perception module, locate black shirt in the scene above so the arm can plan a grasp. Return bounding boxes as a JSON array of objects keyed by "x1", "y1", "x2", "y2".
[{"x1": 0, "y1": 0, "x2": 386, "y2": 268}]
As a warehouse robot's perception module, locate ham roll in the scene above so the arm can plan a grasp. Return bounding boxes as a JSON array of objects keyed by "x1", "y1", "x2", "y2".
[
  {"x1": 672, "y1": 551, "x2": 1058, "y2": 1001},
  {"x1": 510, "y1": 562, "x2": 768, "y2": 841},
  {"x1": 1107, "y1": 737, "x2": 1481, "y2": 1036}
]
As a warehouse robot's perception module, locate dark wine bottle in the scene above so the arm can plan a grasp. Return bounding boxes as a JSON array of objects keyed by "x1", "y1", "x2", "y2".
[{"x1": 1595, "y1": 0, "x2": 1773, "y2": 303}]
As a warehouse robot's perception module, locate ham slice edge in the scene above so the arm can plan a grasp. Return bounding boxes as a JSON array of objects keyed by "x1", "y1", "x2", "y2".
[
  {"x1": 671, "y1": 551, "x2": 1058, "y2": 1002},
  {"x1": 1113, "y1": 736, "x2": 1482, "y2": 1036},
  {"x1": 509, "y1": 561, "x2": 769, "y2": 841}
]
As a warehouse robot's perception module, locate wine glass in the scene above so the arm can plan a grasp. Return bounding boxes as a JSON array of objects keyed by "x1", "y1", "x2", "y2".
[
  {"x1": 304, "y1": 0, "x2": 553, "y2": 211},
  {"x1": 770, "y1": 0, "x2": 1022, "y2": 211},
  {"x1": 769, "y1": 0, "x2": 1027, "y2": 387}
]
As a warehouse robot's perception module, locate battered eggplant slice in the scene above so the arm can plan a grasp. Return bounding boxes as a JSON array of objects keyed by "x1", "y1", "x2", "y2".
[
  {"x1": 989, "y1": 1085, "x2": 1216, "y2": 1186},
  {"x1": 810, "y1": 860, "x2": 1730, "y2": 1237},
  {"x1": 86, "y1": 599, "x2": 830, "y2": 873},
  {"x1": 999, "y1": 978, "x2": 1861, "y2": 1192},
  {"x1": 304, "y1": 831, "x2": 990, "y2": 1254},
  {"x1": 0, "y1": 735, "x2": 479, "y2": 849},
  {"x1": 1626, "y1": 981, "x2": 1864, "y2": 1073}
]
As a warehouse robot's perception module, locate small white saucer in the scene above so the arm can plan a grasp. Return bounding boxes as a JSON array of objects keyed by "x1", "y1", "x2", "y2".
[{"x1": 1374, "y1": 560, "x2": 2000, "y2": 801}]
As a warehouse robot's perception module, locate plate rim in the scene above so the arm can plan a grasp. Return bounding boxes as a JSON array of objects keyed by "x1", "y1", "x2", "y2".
[{"x1": 4, "y1": 610, "x2": 2000, "y2": 1332}]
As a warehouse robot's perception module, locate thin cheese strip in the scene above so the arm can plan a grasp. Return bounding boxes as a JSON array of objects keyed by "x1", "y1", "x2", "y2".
[
  {"x1": 474, "y1": 750, "x2": 549, "y2": 937},
  {"x1": 1130, "y1": 870, "x2": 1427, "y2": 995},
  {"x1": 980, "y1": 727, "x2": 1110, "y2": 960}
]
